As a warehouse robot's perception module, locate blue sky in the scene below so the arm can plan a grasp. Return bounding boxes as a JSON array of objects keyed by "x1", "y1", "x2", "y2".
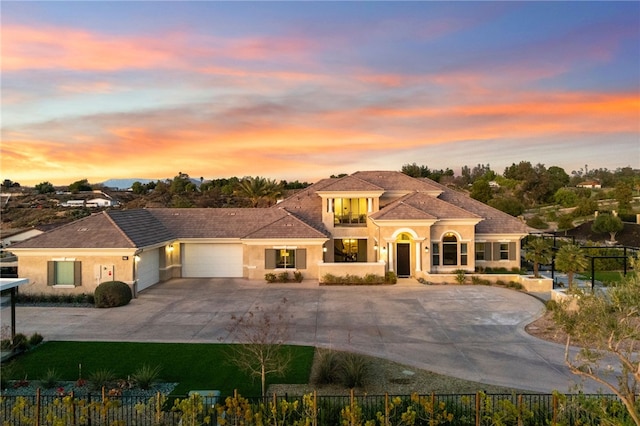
[{"x1": 1, "y1": 1, "x2": 638, "y2": 185}]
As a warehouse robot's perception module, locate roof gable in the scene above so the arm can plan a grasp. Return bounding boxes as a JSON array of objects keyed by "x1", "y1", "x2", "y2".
[
  {"x1": 371, "y1": 192, "x2": 480, "y2": 221},
  {"x1": 107, "y1": 209, "x2": 174, "y2": 247},
  {"x1": 11, "y1": 212, "x2": 137, "y2": 249},
  {"x1": 318, "y1": 175, "x2": 384, "y2": 192}
]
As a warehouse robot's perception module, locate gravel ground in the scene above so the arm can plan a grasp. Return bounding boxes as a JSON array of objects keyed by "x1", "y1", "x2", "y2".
[{"x1": 268, "y1": 349, "x2": 530, "y2": 397}]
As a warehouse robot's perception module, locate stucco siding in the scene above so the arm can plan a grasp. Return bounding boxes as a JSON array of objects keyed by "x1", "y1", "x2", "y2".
[{"x1": 17, "y1": 252, "x2": 135, "y2": 295}]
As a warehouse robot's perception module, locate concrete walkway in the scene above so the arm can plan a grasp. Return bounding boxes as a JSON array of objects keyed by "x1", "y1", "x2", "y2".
[{"x1": 2, "y1": 278, "x2": 603, "y2": 393}]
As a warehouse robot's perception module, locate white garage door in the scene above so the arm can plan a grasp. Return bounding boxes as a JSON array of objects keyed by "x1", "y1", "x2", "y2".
[
  {"x1": 137, "y1": 249, "x2": 160, "y2": 292},
  {"x1": 183, "y1": 243, "x2": 243, "y2": 277}
]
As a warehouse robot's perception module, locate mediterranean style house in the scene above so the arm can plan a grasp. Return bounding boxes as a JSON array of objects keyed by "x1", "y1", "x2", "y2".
[{"x1": 10, "y1": 171, "x2": 531, "y2": 295}]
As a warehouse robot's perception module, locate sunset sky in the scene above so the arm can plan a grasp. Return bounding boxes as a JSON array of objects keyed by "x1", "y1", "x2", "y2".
[{"x1": 2, "y1": 1, "x2": 639, "y2": 187}]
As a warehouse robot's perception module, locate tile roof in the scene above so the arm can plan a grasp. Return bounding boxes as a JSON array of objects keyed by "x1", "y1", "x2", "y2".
[
  {"x1": 370, "y1": 192, "x2": 480, "y2": 221},
  {"x1": 11, "y1": 212, "x2": 136, "y2": 249},
  {"x1": 352, "y1": 171, "x2": 443, "y2": 193},
  {"x1": 148, "y1": 208, "x2": 327, "y2": 239},
  {"x1": 107, "y1": 209, "x2": 174, "y2": 247},
  {"x1": 436, "y1": 187, "x2": 532, "y2": 234},
  {"x1": 318, "y1": 175, "x2": 384, "y2": 192}
]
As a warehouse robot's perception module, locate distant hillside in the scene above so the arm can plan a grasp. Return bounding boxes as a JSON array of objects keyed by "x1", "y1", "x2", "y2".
[
  {"x1": 565, "y1": 220, "x2": 640, "y2": 247},
  {"x1": 101, "y1": 178, "x2": 154, "y2": 190}
]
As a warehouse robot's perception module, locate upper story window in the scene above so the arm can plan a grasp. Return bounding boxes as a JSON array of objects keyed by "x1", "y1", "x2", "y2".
[{"x1": 334, "y1": 198, "x2": 367, "y2": 226}]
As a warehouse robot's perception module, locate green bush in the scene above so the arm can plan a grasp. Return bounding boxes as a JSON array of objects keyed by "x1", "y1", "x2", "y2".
[
  {"x1": 41, "y1": 368, "x2": 60, "y2": 389},
  {"x1": 454, "y1": 269, "x2": 466, "y2": 285},
  {"x1": 311, "y1": 350, "x2": 341, "y2": 386},
  {"x1": 339, "y1": 353, "x2": 370, "y2": 388},
  {"x1": 11, "y1": 333, "x2": 29, "y2": 352},
  {"x1": 385, "y1": 271, "x2": 397, "y2": 284},
  {"x1": 277, "y1": 271, "x2": 290, "y2": 282},
  {"x1": 293, "y1": 271, "x2": 303, "y2": 282},
  {"x1": 28, "y1": 332, "x2": 43, "y2": 347},
  {"x1": 526, "y1": 215, "x2": 549, "y2": 230},
  {"x1": 94, "y1": 280, "x2": 132, "y2": 308},
  {"x1": 89, "y1": 368, "x2": 116, "y2": 390},
  {"x1": 265, "y1": 273, "x2": 277, "y2": 283},
  {"x1": 132, "y1": 364, "x2": 161, "y2": 390}
]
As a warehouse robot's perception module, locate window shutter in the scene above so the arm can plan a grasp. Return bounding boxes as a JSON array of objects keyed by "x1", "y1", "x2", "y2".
[
  {"x1": 47, "y1": 261, "x2": 55, "y2": 286},
  {"x1": 509, "y1": 242, "x2": 516, "y2": 261},
  {"x1": 74, "y1": 261, "x2": 82, "y2": 286},
  {"x1": 295, "y1": 249, "x2": 307, "y2": 269},
  {"x1": 265, "y1": 249, "x2": 276, "y2": 269},
  {"x1": 484, "y1": 243, "x2": 492, "y2": 261},
  {"x1": 492, "y1": 243, "x2": 500, "y2": 261}
]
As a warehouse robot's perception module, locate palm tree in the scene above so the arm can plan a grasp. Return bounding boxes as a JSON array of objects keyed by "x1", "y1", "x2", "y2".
[
  {"x1": 555, "y1": 244, "x2": 589, "y2": 290},
  {"x1": 235, "y1": 177, "x2": 283, "y2": 207},
  {"x1": 524, "y1": 237, "x2": 552, "y2": 278}
]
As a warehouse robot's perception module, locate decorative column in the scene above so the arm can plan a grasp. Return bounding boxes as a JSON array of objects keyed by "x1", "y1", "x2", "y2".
[
  {"x1": 327, "y1": 198, "x2": 333, "y2": 213},
  {"x1": 367, "y1": 198, "x2": 373, "y2": 212},
  {"x1": 415, "y1": 241, "x2": 422, "y2": 272},
  {"x1": 387, "y1": 242, "x2": 394, "y2": 272}
]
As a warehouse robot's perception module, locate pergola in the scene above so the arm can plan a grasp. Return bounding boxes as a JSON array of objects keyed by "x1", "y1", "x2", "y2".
[{"x1": 0, "y1": 277, "x2": 29, "y2": 341}]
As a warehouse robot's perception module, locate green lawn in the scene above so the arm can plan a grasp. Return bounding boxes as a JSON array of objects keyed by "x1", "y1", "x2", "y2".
[
  {"x1": 578, "y1": 270, "x2": 636, "y2": 284},
  {"x1": 2, "y1": 341, "x2": 315, "y2": 396}
]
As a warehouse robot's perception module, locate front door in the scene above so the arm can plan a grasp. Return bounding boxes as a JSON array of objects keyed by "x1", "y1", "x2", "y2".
[{"x1": 396, "y1": 243, "x2": 410, "y2": 277}]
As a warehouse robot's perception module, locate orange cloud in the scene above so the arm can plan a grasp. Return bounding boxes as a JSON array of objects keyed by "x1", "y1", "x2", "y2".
[{"x1": 2, "y1": 25, "x2": 175, "y2": 71}]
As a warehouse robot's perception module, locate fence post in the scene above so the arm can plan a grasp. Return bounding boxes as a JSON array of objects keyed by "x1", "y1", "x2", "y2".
[
  {"x1": 35, "y1": 388, "x2": 41, "y2": 426},
  {"x1": 552, "y1": 393, "x2": 557, "y2": 426},
  {"x1": 350, "y1": 389, "x2": 355, "y2": 426},
  {"x1": 517, "y1": 394, "x2": 523, "y2": 426},
  {"x1": 475, "y1": 391, "x2": 481, "y2": 426},
  {"x1": 313, "y1": 390, "x2": 317, "y2": 426},
  {"x1": 384, "y1": 393, "x2": 389, "y2": 426},
  {"x1": 71, "y1": 391, "x2": 76, "y2": 426},
  {"x1": 156, "y1": 391, "x2": 162, "y2": 425},
  {"x1": 431, "y1": 392, "x2": 435, "y2": 420}
]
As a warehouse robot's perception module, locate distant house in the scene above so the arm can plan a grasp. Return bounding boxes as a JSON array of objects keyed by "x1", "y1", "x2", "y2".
[
  {"x1": 10, "y1": 171, "x2": 532, "y2": 295},
  {"x1": 577, "y1": 180, "x2": 601, "y2": 189},
  {"x1": 62, "y1": 198, "x2": 115, "y2": 208}
]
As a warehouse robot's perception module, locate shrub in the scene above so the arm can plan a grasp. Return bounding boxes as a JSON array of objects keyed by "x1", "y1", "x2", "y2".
[
  {"x1": 11, "y1": 333, "x2": 29, "y2": 352},
  {"x1": 471, "y1": 276, "x2": 490, "y2": 286},
  {"x1": 454, "y1": 269, "x2": 466, "y2": 285},
  {"x1": 132, "y1": 364, "x2": 161, "y2": 390},
  {"x1": 339, "y1": 353, "x2": 370, "y2": 388},
  {"x1": 311, "y1": 350, "x2": 341, "y2": 386},
  {"x1": 526, "y1": 215, "x2": 548, "y2": 230},
  {"x1": 277, "y1": 271, "x2": 290, "y2": 282},
  {"x1": 546, "y1": 299, "x2": 559, "y2": 312},
  {"x1": 89, "y1": 368, "x2": 116, "y2": 390},
  {"x1": 265, "y1": 273, "x2": 277, "y2": 283},
  {"x1": 293, "y1": 271, "x2": 303, "y2": 282},
  {"x1": 41, "y1": 368, "x2": 60, "y2": 389},
  {"x1": 28, "y1": 332, "x2": 44, "y2": 347},
  {"x1": 322, "y1": 274, "x2": 338, "y2": 284},
  {"x1": 94, "y1": 280, "x2": 132, "y2": 308},
  {"x1": 385, "y1": 271, "x2": 397, "y2": 284}
]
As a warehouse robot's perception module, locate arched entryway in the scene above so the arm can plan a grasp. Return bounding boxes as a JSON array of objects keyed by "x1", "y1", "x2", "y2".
[{"x1": 395, "y1": 233, "x2": 412, "y2": 277}]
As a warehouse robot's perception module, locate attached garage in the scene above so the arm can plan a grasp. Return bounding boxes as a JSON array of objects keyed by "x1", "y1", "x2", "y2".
[
  {"x1": 137, "y1": 249, "x2": 160, "y2": 292},
  {"x1": 182, "y1": 243, "x2": 244, "y2": 277}
]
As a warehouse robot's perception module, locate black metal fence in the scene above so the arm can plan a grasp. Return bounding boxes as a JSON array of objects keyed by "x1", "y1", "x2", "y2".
[{"x1": 0, "y1": 389, "x2": 635, "y2": 425}]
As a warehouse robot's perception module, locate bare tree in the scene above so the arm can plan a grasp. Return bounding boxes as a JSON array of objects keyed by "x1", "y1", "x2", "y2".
[{"x1": 224, "y1": 297, "x2": 293, "y2": 396}]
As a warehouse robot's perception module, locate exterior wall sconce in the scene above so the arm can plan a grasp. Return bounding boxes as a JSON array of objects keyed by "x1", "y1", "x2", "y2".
[
  {"x1": 381, "y1": 247, "x2": 387, "y2": 253},
  {"x1": 374, "y1": 245, "x2": 378, "y2": 251},
  {"x1": 424, "y1": 246, "x2": 429, "y2": 253},
  {"x1": 168, "y1": 245, "x2": 174, "y2": 252},
  {"x1": 134, "y1": 255, "x2": 141, "y2": 262},
  {"x1": 323, "y1": 247, "x2": 327, "y2": 253}
]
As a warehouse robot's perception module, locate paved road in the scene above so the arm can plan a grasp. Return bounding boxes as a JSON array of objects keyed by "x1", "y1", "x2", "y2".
[{"x1": 3, "y1": 278, "x2": 602, "y2": 393}]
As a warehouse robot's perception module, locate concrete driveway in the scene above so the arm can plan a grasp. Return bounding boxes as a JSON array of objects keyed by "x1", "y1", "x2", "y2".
[{"x1": 5, "y1": 278, "x2": 601, "y2": 393}]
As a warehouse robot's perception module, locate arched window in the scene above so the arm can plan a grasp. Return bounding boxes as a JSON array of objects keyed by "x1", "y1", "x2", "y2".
[{"x1": 442, "y1": 233, "x2": 458, "y2": 265}]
